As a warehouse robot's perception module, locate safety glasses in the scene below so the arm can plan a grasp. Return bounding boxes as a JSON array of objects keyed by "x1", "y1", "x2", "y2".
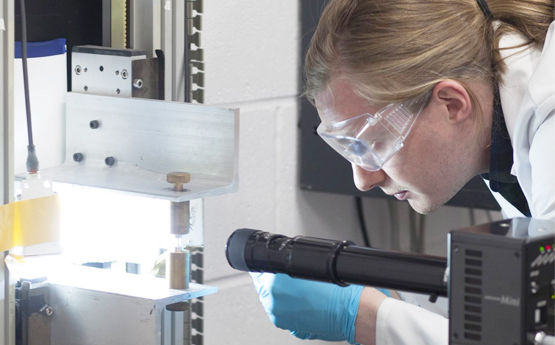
[{"x1": 317, "y1": 102, "x2": 424, "y2": 171}]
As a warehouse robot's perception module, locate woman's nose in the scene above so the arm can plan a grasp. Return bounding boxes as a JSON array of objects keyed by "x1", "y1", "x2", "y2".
[{"x1": 351, "y1": 163, "x2": 386, "y2": 191}]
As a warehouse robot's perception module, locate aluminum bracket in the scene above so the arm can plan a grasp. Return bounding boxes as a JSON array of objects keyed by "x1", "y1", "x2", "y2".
[{"x1": 18, "y1": 92, "x2": 239, "y2": 202}]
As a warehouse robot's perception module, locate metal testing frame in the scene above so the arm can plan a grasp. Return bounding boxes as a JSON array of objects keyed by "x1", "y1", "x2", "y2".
[{"x1": 1, "y1": 1, "x2": 213, "y2": 344}]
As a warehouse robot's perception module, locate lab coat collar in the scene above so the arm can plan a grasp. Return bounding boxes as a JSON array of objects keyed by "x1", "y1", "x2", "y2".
[{"x1": 481, "y1": 92, "x2": 531, "y2": 217}]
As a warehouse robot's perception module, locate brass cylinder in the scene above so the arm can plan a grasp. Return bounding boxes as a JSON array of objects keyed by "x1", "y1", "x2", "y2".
[
  {"x1": 170, "y1": 201, "x2": 190, "y2": 235},
  {"x1": 169, "y1": 250, "x2": 190, "y2": 290}
]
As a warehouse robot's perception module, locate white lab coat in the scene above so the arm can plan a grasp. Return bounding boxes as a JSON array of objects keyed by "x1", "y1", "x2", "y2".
[{"x1": 375, "y1": 21, "x2": 555, "y2": 345}]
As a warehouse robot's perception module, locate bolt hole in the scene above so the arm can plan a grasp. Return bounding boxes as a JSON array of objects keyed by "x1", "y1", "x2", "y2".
[
  {"x1": 99, "y1": 66, "x2": 104, "y2": 72},
  {"x1": 84, "y1": 86, "x2": 88, "y2": 91},
  {"x1": 116, "y1": 88, "x2": 121, "y2": 94},
  {"x1": 115, "y1": 70, "x2": 120, "y2": 75},
  {"x1": 84, "y1": 67, "x2": 88, "y2": 72}
]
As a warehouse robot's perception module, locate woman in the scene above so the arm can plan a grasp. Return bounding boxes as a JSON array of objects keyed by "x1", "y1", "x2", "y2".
[{"x1": 252, "y1": 0, "x2": 554, "y2": 344}]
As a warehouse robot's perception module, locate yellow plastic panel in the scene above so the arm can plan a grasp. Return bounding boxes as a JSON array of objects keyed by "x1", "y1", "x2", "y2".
[{"x1": 0, "y1": 194, "x2": 60, "y2": 252}]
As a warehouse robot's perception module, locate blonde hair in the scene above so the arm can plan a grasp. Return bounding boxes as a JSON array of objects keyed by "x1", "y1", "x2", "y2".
[{"x1": 305, "y1": 0, "x2": 554, "y2": 110}]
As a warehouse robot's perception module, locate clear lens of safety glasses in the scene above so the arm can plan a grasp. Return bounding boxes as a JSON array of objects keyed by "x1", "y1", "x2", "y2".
[{"x1": 317, "y1": 102, "x2": 422, "y2": 171}]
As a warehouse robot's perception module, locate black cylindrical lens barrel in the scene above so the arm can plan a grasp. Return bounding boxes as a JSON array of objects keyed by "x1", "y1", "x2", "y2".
[
  {"x1": 335, "y1": 246, "x2": 447, "y2": 295},
  {"x1": 226, "y1": 228, "x2": 447, "y2": 296}
]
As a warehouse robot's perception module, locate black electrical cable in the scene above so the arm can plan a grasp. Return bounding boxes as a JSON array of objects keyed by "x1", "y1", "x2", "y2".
[
  {"x1": 355, "y1": 196, "x2": 371, "y2": 247},
  {"x1": 19, "y1": 0, "x2": 39, "y2": 173},
  {"x1": 20, "y1": 0, "x2": 32, "y2": 146}
]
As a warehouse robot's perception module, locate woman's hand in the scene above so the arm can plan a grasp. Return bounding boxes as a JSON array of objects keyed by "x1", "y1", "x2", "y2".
[{"x1": 251, "y1": 272, "x2": 390, "y2": 344}]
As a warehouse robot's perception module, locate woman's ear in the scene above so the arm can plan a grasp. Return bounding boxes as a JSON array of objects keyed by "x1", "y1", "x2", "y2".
[{"x1": 430, "y1": 80, "x2": 472, "y2": 124}]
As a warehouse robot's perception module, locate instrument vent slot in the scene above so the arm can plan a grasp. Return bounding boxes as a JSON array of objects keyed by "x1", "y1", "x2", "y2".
[
  {"x1": 465, "y1": 249, "x2": 482, "y2": 257},
  {"x1": 463, "y1": 249, "x2": 483, "y2": 341},
  {"x1": 465, "y1": 258, "x2": 482, "y2": 267},
  {"x1": 464, "y1": 314, "x2": 482, "y2": 322},
  {"x1": 464, "y1": 332, "x2": 482, "y2": 341},
  {"x1": 465, "y1": 268, "x2": 482, "y2": 276}
]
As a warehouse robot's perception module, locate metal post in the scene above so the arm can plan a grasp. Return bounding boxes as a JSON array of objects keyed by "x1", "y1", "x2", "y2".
[
  {"x1": 160, "y1": 0, "x2": 172, "y2": 101},
  {"x1": 1, "y1": 0, "x2": 15, "y2": 344},
  {"x1": 129, "y1": 0, "x2": 161, "y2": 57},
  {"x1": 102, "y1": 0, "x2": 112, "y2": 47},
  {"x1": 171, "y1": 0, "x2": 185, "y2": 102}
]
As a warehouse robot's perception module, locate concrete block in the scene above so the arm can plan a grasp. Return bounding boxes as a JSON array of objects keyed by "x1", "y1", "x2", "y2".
[
  {"x1": 204, "y1": 99, "x2": 282, "y2": 281},
  {"x1": 203, "y1": 0, "x2": 299, "y2": 104}
]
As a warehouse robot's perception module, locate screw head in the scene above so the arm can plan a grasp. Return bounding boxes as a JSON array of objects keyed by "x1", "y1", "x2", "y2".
[
  {"x1": 74, "y1": 65, "x2": 82, "y2": 75},
  {"x1": 167, "y1": 172, "x2": 191, "y2": 191},
  {"x1": 89, "y1": 120, "x2": 100, "y2": 129},
  {"x1": 45, "y1": 306, "x2": 54, "y2": 316},
  {"x1": 105, "y1": 157, "x2": 116, "y2": 166},
  {"x1": 99, "y1": 65, "x2": 104, "y2": 72},
  {"x1": 121, "y1": 69, "x2": 129, "y2": 79},
  {"x1": 73, "y1": 153, "x2": 84, "y2": 162},
  {"x1": 133, "y1": 79, "x2": 143, "y2": 89},
  {"x1": 116, "y1": 88, "x2": 121, "y2": 94},
  {"x1": 84, "y1": 86, "x2": 88, "y2": 91}
]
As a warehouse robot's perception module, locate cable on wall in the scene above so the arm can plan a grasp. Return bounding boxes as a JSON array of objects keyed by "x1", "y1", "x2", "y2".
[
  {"x1": 355, "y1": 196, "x2": 372, "y2": 247},
  {"x1": 19, "y1": 0, "x2": 39, "y2": 174}
]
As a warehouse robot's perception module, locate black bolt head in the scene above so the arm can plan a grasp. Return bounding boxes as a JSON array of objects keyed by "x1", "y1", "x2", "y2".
[
  {"x1": 73, "y1": 153, "x2": 84, "y2": 162},
  {"x1": 105, "y1": 157, "x2": 116, "y2": 166},
  {"x1": 90, "y1": 120, "x2": 100, "y2": 129}
]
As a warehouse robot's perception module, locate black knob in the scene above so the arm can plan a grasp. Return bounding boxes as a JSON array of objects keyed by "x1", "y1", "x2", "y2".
[
  {"x1": 105, "y1": 157, "x2": 116, "y2": 166},
  {"x1": 73, "y1": 153, "x2": 84, "y2": 162}
]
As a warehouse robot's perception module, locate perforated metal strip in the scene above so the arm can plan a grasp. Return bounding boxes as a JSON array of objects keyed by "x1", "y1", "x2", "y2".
[{"x1": 187, "y1": 2, "x2": 204, "y2": 344}]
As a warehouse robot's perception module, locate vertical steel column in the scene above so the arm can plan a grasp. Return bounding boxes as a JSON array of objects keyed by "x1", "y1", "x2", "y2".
[
  {"x1": 102, "y1": 0, "x2": 112, "y2": 47},
  {"x1": 129, "y1": 2, "x2": 203, "y2": 343},
  {"x1": 129, "y1": 0, "x2": 161, "y2": 57},
  {"x1": 160, "y1": 0, "x2": 186, "y2": 102},
  {"x1": 0, "y1": 0, "x2": 15, "y2": 344},
  {"x1": 130, "y1": 1, "x2": 191, "y2": 344},
  {"x1": 160, "y1": 0, "x2": 172, "y2": 101},
  {"x1": 171, "y1": 0, "x2": 185, "y2": 102}
]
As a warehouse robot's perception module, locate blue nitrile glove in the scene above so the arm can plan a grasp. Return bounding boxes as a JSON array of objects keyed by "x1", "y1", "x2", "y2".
[{"x1": 251, "y1": 272, "x2": 390, "y2": 343}]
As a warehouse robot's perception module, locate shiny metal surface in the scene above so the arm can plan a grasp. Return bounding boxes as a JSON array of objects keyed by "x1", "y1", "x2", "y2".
[
  {"x1": 48, "y1": 265, "x2": 216, "y2": 345},
  {"x1": 22, "y1": 92, "x2": 239, "y2": 202},
  {"x1": 1, "y1": 0, "x2": 15, "y2": 343},
  {"x1": 72, "y1": 52, "x2": 144, "y2": 98},
  {"x1": 171, "y1": 201, "x2": 190, "y2": 235}
]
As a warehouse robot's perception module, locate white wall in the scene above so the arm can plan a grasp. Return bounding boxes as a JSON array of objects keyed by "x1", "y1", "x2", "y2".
[{"x1": 200, "y1": 2, "x2": 501, "y2": 344}]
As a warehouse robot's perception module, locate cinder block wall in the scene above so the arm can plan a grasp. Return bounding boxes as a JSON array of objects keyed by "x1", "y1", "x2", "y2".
[{"x1": 201, "y1": 2, "x2": 501, "y2": 344}]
